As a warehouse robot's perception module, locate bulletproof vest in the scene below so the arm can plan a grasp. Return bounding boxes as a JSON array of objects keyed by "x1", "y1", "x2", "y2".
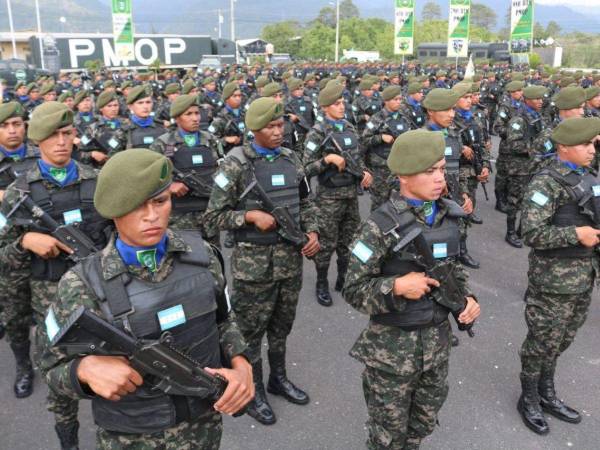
[
  {"x1": 75, "y1": 115, "x2": 97, "y2": 136},
  {"x1": 168, "y1": 139, "x2": 218, "y2": 213},
  {"x1": 515, "y1": 111, "x2": 543, "y2": 156},
  {"x1": 371, "y1": 113, "x2": 410, "y2": 160},
  {"x1": 369, "y1": 200, "x2": 461, "y2": 330},
  {"x1": 87, "y1": 123, "x2": 124, "y2": 155},
  {"x1": 406, "y1": 104, "x2": 426, "y2": 128},
  {"x1": 232, "y1": 148, "x2": 301, "y2": 245},
  {"x1": 318, "y1": 128, "x2": 360, "y2": 188},
  {"x1": 199, "y1": 107, "x2": 212, "y2": 132},
  {"x1": 534, "y1": 168, "x2": 600, "y2": 258},
  {"x1": 25, "y1": 178, "x2": 110, "y2": 281},
  {"x1": 0, "y1": 156, "x2": 37, "y2": 189},
  {"x1": 289, "y1": 97, "x2": 313, "y2": 126},
  {"x1": 74, "y1": 231, "x2": 221, "y2": 434},
  {"x1": 129, "y1": 124, "x2": 165, "y2": 148},
  {"x1": 441, "y1": 130, "x2": 463, "y2": 199}
]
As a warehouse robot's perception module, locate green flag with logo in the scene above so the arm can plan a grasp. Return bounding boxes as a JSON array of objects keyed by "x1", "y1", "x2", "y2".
[
  {"x1": 510, "y1": 0, "x2": 534, "y2": 54},
  {"x1": 112, "y1": 0, "x2": 134, "y2": 60},
  {"x1": 394, "y1": 0, "x2": 415, "y2": 56},
  {"x1": 447, "y1": 0, "x2": 471, "y2": 58}
]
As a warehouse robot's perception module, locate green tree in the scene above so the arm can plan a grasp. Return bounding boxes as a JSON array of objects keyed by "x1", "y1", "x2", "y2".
[
  {"x1": 471, "y1": 3, "x2": 497, "y2": 30},
  {"x1": 414, "y1": 19, "x2": 447, "y2": 48},
  {"x1": 340, "y1": 0, "x2": 360, "y2": 20},
  {"x1": 545, "y1": 20, "x2": 561, "y2": 38},
  {"x1": 299, "y1": 22, "x2": 336, "y2": 59},
  {"x1": 421, "y1": 1, "x2": 442, "y2": 21},
  {"x1": 261, "y1": 21, "x2": 303, "y2": 55},
  {"x1": 314, "y1": 0, "x2": 360, "y2": 27}
]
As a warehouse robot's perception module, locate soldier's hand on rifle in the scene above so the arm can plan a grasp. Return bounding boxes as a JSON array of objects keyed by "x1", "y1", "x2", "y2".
[
  {"x1": 462, "y1": 145, "x2": 474, "y2": 160},
  {"x1": 288, "y1": 113, "x2": 299, "y2": 123},
  {"x1": 458, "y1": 296, "x2": 480, "y2": 325},
  {"x1": 381, "y1": 134, "x2": 395, "y2": 144},
  {"x1": 91, "y1": 151, "x2": 109, "y2": 164},
  {"x1": 477, "y1": 167, "x2": 490, "y2": 183},
  {"x1": 301, "y1": 231, "x2": 320, "y2": 258},
  {"x1": 163, "y1": 120, "x2": 171, "y2": 128},
  {"x1": 225, "y1": 136, "x2": 241, "y2": 145},
  {"x1": 461, "y1": 194, "x2": 473, "y2": 214},
  {"x1": 76, "y1": 355, "x2": 143, "y2": 402},
  {"x1": 205, "y1": 355, "x2": 254, "y2": 415},
  {"x1": 324, "y1": 154, "x2": 346, "y2": 172},
  {"x1": 245, "y1": 210, "x2": 276, "y2": 232},
  {"x1": 485, "y1": 140, "x2": 492, "y2": 151},
  {"x1": 393, "y1": 272, "x2": 440, "y2": 300},
  {"x1": 20, "y1": 232, "x2": 73, "y2": 259},
  {"x1": 170, "y1": 181, "x2": 189, "y2": 197},
  {"x1": 361, "y1": 171, "x2": 373, "y2": 189},
  {"x1": 575, "y1": 226, "x2": 600, "y2": 247}
]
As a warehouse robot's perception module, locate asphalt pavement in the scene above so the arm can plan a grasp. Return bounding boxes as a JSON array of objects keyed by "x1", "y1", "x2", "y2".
[{"x1": 1, "y1": 137, "x2": 599, "y2": 450}]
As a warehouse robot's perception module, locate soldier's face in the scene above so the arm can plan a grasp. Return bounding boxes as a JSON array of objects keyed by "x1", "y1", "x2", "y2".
[
  {"x1": 253, "y1": 118, "x2": 284, "y2": 149},
  {"x1": 525, "y1": 98, "x2": 543, "y2": 111},
  {"x1": 511, "y1": 90, "x2": 523, "y2": 101},
  {"x1": 77, "y1": 97, "x2": 93, "y2": 113},
  {"x1": 385, "y1": 96, "x2": 402, "y2": 112},
  {"x1": 130, "y1": 97, "x2": 153, "y2": 118},
  {"x1": 292, "y1": 88, "x2": 304, "y2": 97},
  {"x1": 0, "y1": 117, "x2": 25, "y2": 150},
  {"x1": 456, "y1": 95, "x2": 472, "y2": 110},
  {"x1": 227, "y1": 91, "x2": 242, "y2": 109},
  {"x1": 429, "y1": 108, "x2": 455, "y2": 128},
  {"x1": 362, "y1": 89, "x2": 373, "y2": 98},
  {"x1": 30, "y1": 90, "x2": 40, "y2": 101},
  {"x1": 205, "y1": 82, "x2": 216, "y2": 91},
  {"x1": 589, "y1": 95, "x2": 600, "y2": 109},
  {"x1": 38, "y1": 125, "x2": 74, "y2": 167},
  {"x1": 101, "y1": 100, "x2": 120, "y2": 119},
  {"x1": 63, "y1": 97, "x2": 74, "y2": 110},
  {"x1": 176, "y1": 106, "x2": 200, "y2": 133},
  {"x1": 167, "y1": 93, "x2": 180, "y2": 102},
  {"x1": 411, "y1": 92, "x2": 424, "y2": 102},
  {"x1": 43, "y1": 92, "x2": 57, "y2": 102},
  {"x1": 472, "y1": 93, "x2": 480, "y2": 104},
  {"x1": 324, "y1": 99, "x2": 345, "y2": 120},
  {"x1": 399, "y1": 159, "x2": 446, "y2": 201},
  {"x1": 114, "y1": 190, "x2": 171, "y2": 247},
  {"x1": 561, "y1": 105, "x2": 584, "y2": 119},
  {"x1": 560, "y1": 142, "x2": 596, "y2": 167}
]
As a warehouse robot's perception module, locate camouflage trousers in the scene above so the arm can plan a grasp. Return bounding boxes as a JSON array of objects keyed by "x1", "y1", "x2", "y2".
[
  {"x1": 31, "y1": 280, "x2": 79, "y2": 426},
  {"x1": 520, "y1": 287, "x2": 593, "y2": 379},
  {"x1": 231, "y1": 275, "x2": 302, "y2": 364},
  {"x1": 368, "y1": 165, "x2": 393, "y2": 212},
  {"x1": 494, "y1": 154, "x2": 508, "y2": 197},
  {"x1": 505, "y1": 174, "x2": 529, "y2": 221},
  {"x1": 360, "y1": 322, "x2": 451, "y2": 450},
  {"x1": 0, "y1": 269, "x2": 33, "y2": 344},
  {"x1": 312, "y1": 196, "x2": 361, "y2": 273},
  {"x1": 169, "y1": 211, "x2": 220, "y2": 248},
  {"x1": 96, "y1": 413, "x2": 222, "y2": 450}
]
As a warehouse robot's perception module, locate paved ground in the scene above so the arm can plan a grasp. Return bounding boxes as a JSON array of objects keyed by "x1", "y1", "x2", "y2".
[{"x1": 1, "y1": 137, "x2": 599, "y2": 450}]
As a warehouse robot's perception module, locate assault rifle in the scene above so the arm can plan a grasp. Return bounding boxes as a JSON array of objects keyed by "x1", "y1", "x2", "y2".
[
  {"x1": 172, "y1": 167, "x2": 213, "y2": 198},
  {"x1": 461, "y1": 127, "x2": 489, "y2": 201},
  {"x1": 321, "y1": 133, "x2": 364, "y2": 179}
]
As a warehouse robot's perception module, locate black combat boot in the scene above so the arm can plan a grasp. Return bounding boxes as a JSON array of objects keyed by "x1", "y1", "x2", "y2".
[
  {"x1": 470, "y1": 212, "x2": 483, "y2": 225},
  {"x1": 517, "y1": 375, "x2": 549, "y2": 435},
  {"x1": 505, "y1": 217, "x2": 523, "y2": 248},
  {"x1": 10, "y1": 341, "x2": 34, "y2": 398},
  {"x1": 223, "y1": 231, "x2": 235, "y2": 249},
  {"x1": 316, "y1": 268, "x2": 332, "y2": 306},
  {"x1": 451, "y1": 334, "x2": 460, "y2": 347},
  {"x1": 458, "y1": 238, "x2": 480, "y2": 269},
  {"x1": 54, "y1": 421, "x2": 79, "y2": 450},
  {"x1": 267, "y1": 351, "x2": 309, "y2": 405},
  {"x1": 495, "y1": 190, "x2": 508, "y2": 213},
  {"x1": 246, "y1": 360, "x2": 276, "y2": 425},
  {"x1": 334, "y1": 260, "x2": 348, "y2": 292},
  {"x1": 539, "y1": 368, "x2": 581, "y2": 423}
]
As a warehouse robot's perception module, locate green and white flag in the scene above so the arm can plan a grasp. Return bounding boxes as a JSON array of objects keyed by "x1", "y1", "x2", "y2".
[
  {"x1": 510, "y1": 0, "x2": 534, "y2": 54},
  {"x1": 394, "y1": 0, "x2": 415, "y2": 56},
  {"x1": 112, "y1": 0, "x2": 134, "y2": 60},
  {"x1": 447, "y1": 0, "x2": 471, "y2": 58}
]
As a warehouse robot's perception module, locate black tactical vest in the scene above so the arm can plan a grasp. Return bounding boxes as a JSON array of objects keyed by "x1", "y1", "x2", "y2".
[
  {"x1": 231, "y1": 148, "x2": 301, "y2": 245},
  {"x1": 370, "y1": 200, "x2": 462, "y2": 330},
  {"x1": 371, "y1": 114, "x2": 410, "y2": 160},
  {"x1": 74, "y1": 232, "x2": 221, "y2": 434},
  {"x1": 91, "y1": 122, "x2": 125, "y2": 155},
  {"x1": 0, "y1": 155, "x2": 37, "y2": 189},
  {"x1": 129, "y1": 124, "x2": 165, "y2": 149},
  {"x1": 318, "y1": 129, "x2": 361, "y2": 188},
  {"x1": 199, "y1": 106, "x2": 212, "y2": 132}
]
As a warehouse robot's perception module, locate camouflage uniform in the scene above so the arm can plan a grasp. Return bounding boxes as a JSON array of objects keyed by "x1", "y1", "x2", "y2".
[
  {"x1": 77, "y1": 117, "x2": 129, "y2": 167},
  {"x1": 285, "y1": 93, "x2": 315, "y2": 153},
  {"x1": 399, "y1": 99, "x2": 426, "y2": 130},
  {"x1": 352, "y1": 94, "x2": 382, "y2": 134},
  {"x1": 123, "y1": 119, "x2": 166, "y2": 149},
  {"x1": 39, "y1": 230, "x2": 248, "y2": 449},
  {"x1": 343, "y1": 192, "x2": 473, "y2": 450},
  {"x1": 208, "y1": 107, "x2": 249, "y2": 155}
]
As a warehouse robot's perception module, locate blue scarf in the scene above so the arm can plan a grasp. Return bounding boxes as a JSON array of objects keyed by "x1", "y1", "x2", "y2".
[
  {"x1": 558, "y1": 157, "x2": 585, "y2": 175},
  {"x1": 407, "y1": 96, "x2": 421, "y2": 109},
  {"x1": 18, "y1": 95, "x2": 29, "y2": 103},
  {"x1": 406, "y1": 197, "x2": 438, "y2": 226},
  {"x1": 225, "y1": 105, "x2": 240, "y2": 117},
  {"x1": 435, "y1": 80, "x2": 447, "y2": 88},
  {"x1": 178, "y1": 128, "x2": 200, "y2": 147},
  {"x1": 205, "y1": 90, "x2": 217, "y2": 98},
  {"x1": 130, "y1": 114, "x2": 154, "y2": 128},
  {"x1": 511, "y1": 99, "x2": 522, "y2": 110},
  {"x1": 0, "y1": 144, "x2": 26, "y2": 161},
  {"x1": 37, "y1": 159, "x2": 78, "y2": 187},
  {"x1": 384, "y1": 108, "x2": 399, "y2": 119},
  {"x1": 455, "y1": 108, "x2": 473, "y2": 122},
  {"x1": 325, "y1": 117, "x2": 345, "y2": 132},
  {"x1": 79, "y1": 112, "x2": 93, "y2": 122},
  {"x1": 103, "y1": 117, "x2": 121, "y2": 129},
  {"x1": 426, "y1": 121, "x2": 448, "y2": 137},
  {"x1": 116, "y1": 233, "x2": 168, "y2": 272},
  {"x1": 524, "y1": 104, "x2": 540, "y2": 119},
  {"x1": 252, "y1": 142, "x2": 280, "y2": 159}
]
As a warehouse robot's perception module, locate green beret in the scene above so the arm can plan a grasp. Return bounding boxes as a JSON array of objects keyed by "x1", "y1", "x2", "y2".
[
  {"x1": 127, "y1": 84, "x2": 152, "y2": 104},
  {"x1": 319, "y1": 82, "x2": 344, "y2": 107},
  {"x1": 58, "y1": 90, "x2": 73, "y2": 103},
  {"x1": 554, "y1": 86, "x2": 586, "y2": 110},
  {"x1": 407, "y1": 82, "x2": 423, "y2": 95},
  {"x1": 359, "y1": 79, "x2": 375, "y2": 91},
  {"x1": 585, "y1": 86, "x2": 600, "y2": 101},
  {"x1": 551, "y1": 117, "x2": 600, "y2": 146},
  {"x1": 262, "y1": 82, "x2": 282, "y2": 98},
  {"x1": 318, "y1": 77, "x2": 331, "y2": 90},
  {"x1": 472, "y1": 74, "x2": 482, "y2": 83},
  {"x1": 288, "y1": 78, "x2": 303, "y2": 92},
  {"x1": 94, "y1": 149, "x2": 173, "y2": 219},
  {"x1": 282, "y1": 72, "x2": 293, "y2": 81},
  {"x1": 255, "y1": 76, "x2": 270, "y2": 89},
  {"x1": 389, "y1": 72, "x2": 400, "y2": 79},
  {"x1": 40, "y1": 83, "x2": 56, "y2": 96},
  {"x1": 382, "y1": 85, "x2": 402, "y2": 102},
  {"x1": 26, "y1": 83, "x2": 38, "y2": 93},
  {"x1": 121, "y1": 81, "x2": 133, "y2": 90},
  {"x1": 505, "y1": 81, "x2": 525, "y2": 92},
  {"x1": 14, "y1": 81, "x2": 26, "y2": 90},
  {"x1": 182, "y1": 79, "x2": 197, "y2": 95},
  {"x1": 103, "y1": 80, "x2": 115, "y2": 88},
  {"x1": 170, "y1": 94, "x2": 198, "y2": 118},
  {"x1": 222, "y1": 81, "x2": 239, "y2": 101},
  {"x1": 436, "y1": 70, "x2": 447, "y2": 77},
  {"x1": 486, "y1": 71, "x2": 496, "y2": 78},
  {"x1": 96, "y1": 90, "x2": 117, "y2": 109},
  {"x1": 422, "y1": 88, "x2": 459, "y2": 111},
  {"x1": 73, "y1": 90, "x2": 90, "y2": 106},
  {"x1": 304, "y1": 74, "x2": 316, "y2": 82},
  {"x1": 560, "y1": 77, "x2": 575, "y2": 88},
  {"x1": 0, "y1": 102, "x2": 25, "y2": 124},
  {"x1": 452, "y1": 82, "x2": 472, "y2": 98},
  {"x1": 245, "y1": 97, "x2": 284, "y2": 132},
  {"x1": 387, "y1": 129, "x2": 445, "y2": 176},
  {"x1": 511, "y1": 72, "x2": 525, "y2": 81},
  {"x1": 470, "y1": 82, "x2": 481, "y2": 94},
  {"x1": 164, "y1": 82, "x2": 180, "y2": 95},
  {"x1": 523, "y1": 85, "x2": 547, "y2": 100},
  {"x1": 27, "y1": 102, "x2": 73, "y2": 142},
  {"x1": 201, "y1": 77, "x2": 215, "y2": 86}
]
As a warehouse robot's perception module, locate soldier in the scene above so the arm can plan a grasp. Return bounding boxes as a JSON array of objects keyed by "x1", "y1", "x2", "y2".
[
  {"x1": 285, "y1": 77, "x2": 315, "y2": 153},
  {"x1": 303, "y1": 82, "x2": 372, "y2": 307},
  {"x1": 480, "y1": 71, "x2": 500, "y2": 132},
  {"x1": 399, "y1": 82, "x2": 426, "y2": 130},
  {"x1": 304, "y1": 73, "x2": 319, "y2": 106},
  {"x1": 154, "y1": 82, "x2": 181, "y2": 128},
  {"x1": 343, "y1": 129, "x2": 480, "y2": 450},
  {"x1": 584, "y1": 86, "x2": 600, "y2": 118},
  {"x1": 198, "y1": 76, "x2": 224, "y2": 111},
  {"x1": 0, "y1": 102, "x2": 113, "y2": 449},
  {"x1": 58, "y1": 90, "x2": 74, "y2": 110},
  {"x1": 14, "y1": 82, "x2": 30, "y2": 105},
  {"x1": 204, "y1": 97, "x2": 320, "y2": 425},
  {"x1": 150, "y1": 94, "x2": 223, "y2": 245},
  {"x1": 362, "y1": 85, "x2": 411, "y2": 210},
  {"x1": 208, "y1": 81, "x2": 248, "y2": 155},
  {"x1": 40, "y1": 83, "x2": 58, "y2": 103},
  {"x1": 39, "y1": 149, "x2": 253, "y2": 449},
  {"x1": 24, "y1": 83, "x2": 42, "y2": 115},
  {"x1": 123, "y1": 85, "x2": 166, "y2": 149},
  {"x1": 517, "y1": 117, "x2": 600, "y2": 435},
  {"x1": 352, "y1": 78, "x2": 381, "y2": 134},
  {"x1": 72, "y1": 90, "x2": 97, "y2": 138}
]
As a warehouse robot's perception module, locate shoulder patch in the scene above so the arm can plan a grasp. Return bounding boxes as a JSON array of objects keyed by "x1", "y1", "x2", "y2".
[
  {"x1": 45, "y1": 307, "x2": 60, "y2": 341},
  {"x1": 352, "y1": 241, "x2": 373, "y2": 263},
  {"x1": 306, "y1": 141, "x2": 318, "y2": 152},
  {"x1": 530, "y1": 191, "x2": 549, "y2": 206},
  {"x1": 214, "y1": 172, "x2": 230, "y2": 190},
  {"x1": 208, "y1": 125, "x2": 216, "y2": 133},
  {"x1": 0, "y1": 212, "x2": 7, "y2": 230},
  {"x1": 366, "y1": 121, "x2": 375, "y2": 130},
  {"x1": 499, "y1": 111, "x2": 507, "y2": 119},
  {"x1": 511, "y1": 122, "x2": 521, "y2": 130}
]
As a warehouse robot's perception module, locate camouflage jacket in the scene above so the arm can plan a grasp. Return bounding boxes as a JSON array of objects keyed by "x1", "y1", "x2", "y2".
[
  {"x1": 453, "y1": 110, "x2": 491, "y2": 172},
  {"x1": 399, "y1": 100, "x2": 427, "y2": 130},
  {"x1": 362, "y1": 108, "x2": 411, "y2": 168},
  {"x1": 38, "y1": 229, "x2": 248, "y2": 400},
  {"x1": 351, "y1": 95, "x2": 381, "y2": 128},
  {"x1": 207, "y1": 107, "x2": 249, "y2": 154},
  {"x1": 505, "y1": 108, "x2": 547, "y2": 176},
  {"x1": 493, "y1": 97, "x2": 522, "y2": 141},
  {"x1": 149, "y1": 128, "x2": 224, "y2": 161},
  {"x1": 0, "y1": 143, "x2": 39, "y2": 190},
  {"x1": 77, "y1": 117, "x2": 129, "y2": 163},
  {"x1": 521, "y1": 158, "x2": 599, "y2": 294}
]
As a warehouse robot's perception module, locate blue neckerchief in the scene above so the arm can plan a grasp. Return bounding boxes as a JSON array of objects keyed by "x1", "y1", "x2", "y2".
[
  {"x1": 116, "y1": 233, "x2": 168, "y2": 271},
  {"x1": 325, "y1": 117, "x2": 345, "y2": 132},
  {"x1": 130, "y1": 114, "x2": 154, "y2": 128},
  {"x1": 407, "y1": 96, "x2": 421, "y2": 109},
  {"x1": 435, "y1": 80, "x2": 447, "y2": 88},
  {"x1": 252, "y1": 142, "x2": 280, "y2": 159},
  {"x1": 384, "y1": 108, "x2": 399, "y2": 119},
  {"x1": 18, "y1": 95, "x2": 29, "y2": 103},
  {"x1": 225, "y1": 105, "x2": 240, "y2": 117},
  {"x1": 558, "y1": 157, "x2": 585, "y2": 175},
  {"x1": 178, "y1": 128, "x2": 200, "y2": 146},
  {"x1": 103, "y1": 117, "x2": 121, "y2": 129},
  {"x1": 455, "y1": 108, "x2": 473, "y2": 122},
  {"x1": 0, "y1": 144, "x2": 26, "y2": 161},
  {"x1": 524, "y1": 104, "x2": 540, "y2": 119},
  {"x1": 406, "y1": 197, "x2": 438, "y2": 226},
  {"x1": 511, "y1": 99, "x2": 522, "y2": 109},
  {"x1": 37, "y1": 159, "x2": 78, "y2": 187},
  {"x1": 426, "y1": 121, "x2": 448, "y2": 136},
  {"x1": 79, "y1": 112, "x2": 93, "y2": 121},
  {"x1": 205, "y1": 90, "x2": 217, "y2": 98}
]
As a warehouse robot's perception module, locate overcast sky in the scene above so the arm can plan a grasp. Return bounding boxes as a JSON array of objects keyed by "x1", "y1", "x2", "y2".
[{"x1": 537, "y1": 0, "x2": 600, "y2": 6}]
